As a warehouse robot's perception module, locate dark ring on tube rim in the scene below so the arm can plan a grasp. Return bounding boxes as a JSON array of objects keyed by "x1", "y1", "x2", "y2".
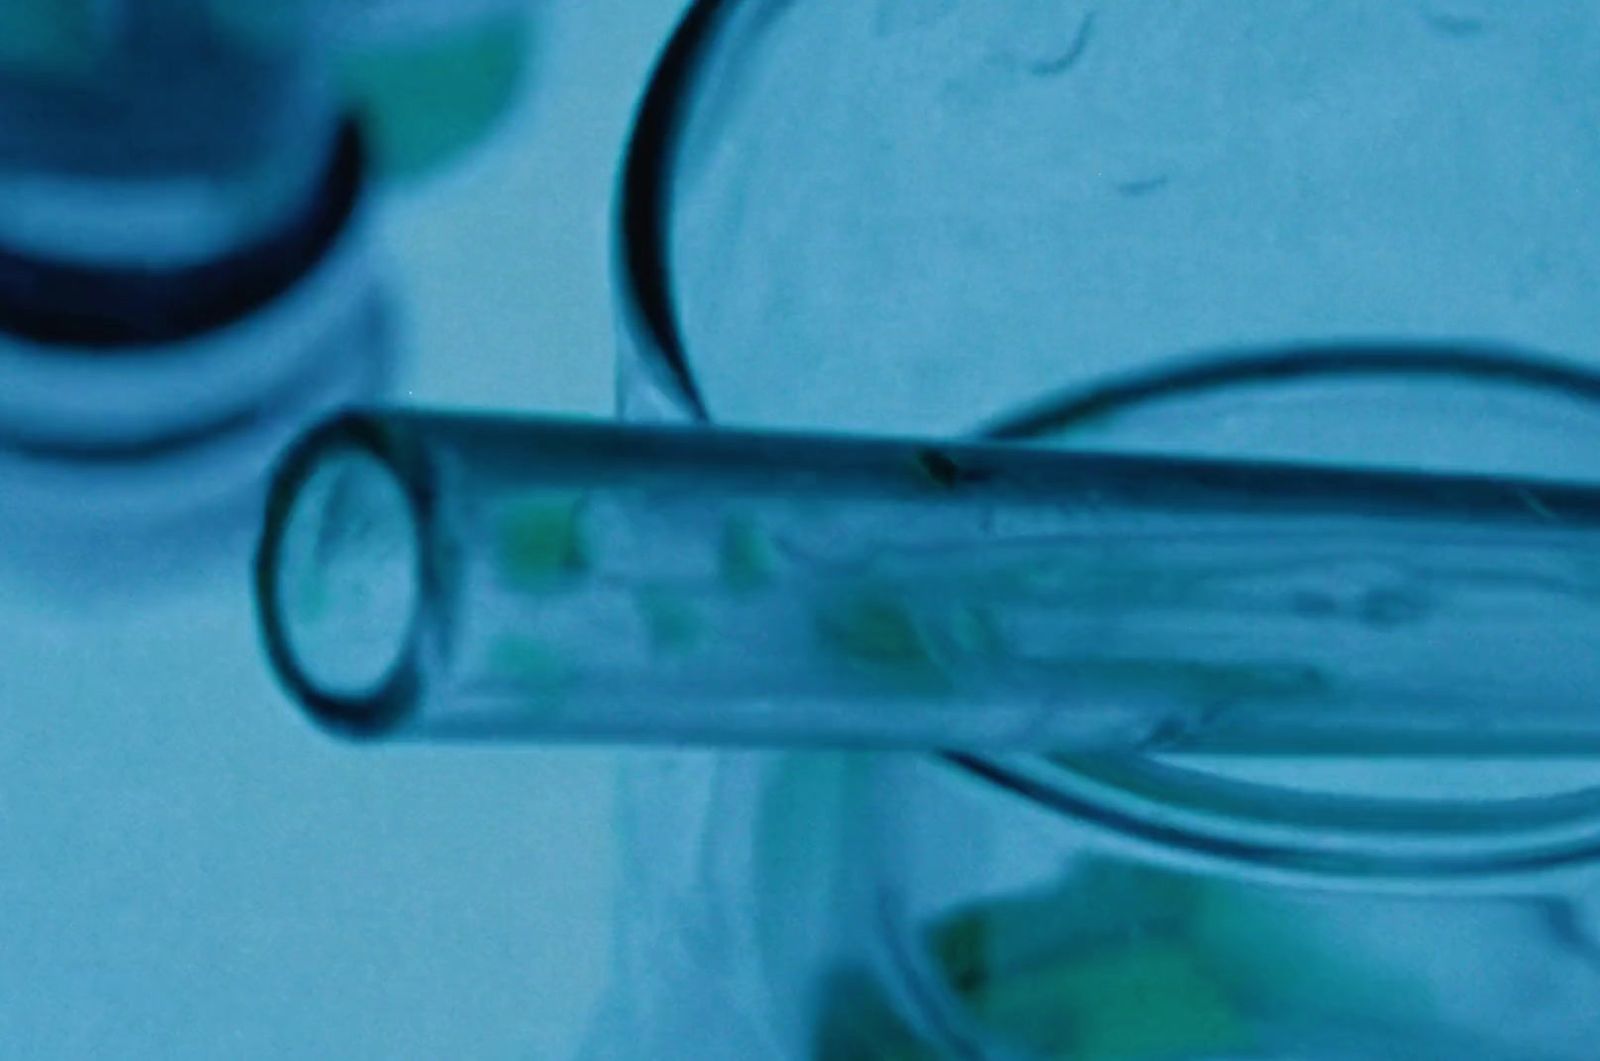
[{"x1": 254, "y1": 410, "x2": 431, "y2": 740}]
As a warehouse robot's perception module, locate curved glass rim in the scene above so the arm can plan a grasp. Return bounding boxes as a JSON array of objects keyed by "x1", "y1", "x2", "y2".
[
  {"x1": 610, "y1": 0, "x2": 1600, "y2": 887},
  {"x1": 255, "y1": 411, "x2": 434, "y2": 740}
]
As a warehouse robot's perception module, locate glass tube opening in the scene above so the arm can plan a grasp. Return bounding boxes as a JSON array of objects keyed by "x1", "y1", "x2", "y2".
[{"x1": 256, "y1": 414, "x2": 427, "y2": 737}]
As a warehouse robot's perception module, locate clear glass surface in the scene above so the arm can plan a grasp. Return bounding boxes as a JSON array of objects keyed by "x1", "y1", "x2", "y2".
[
  {"x1": 599, "y1": 2, "x2": 1600, "y2": 1058},
  {"x1": 262, "y1": 407, "x2": 1600, "y2": 756}
]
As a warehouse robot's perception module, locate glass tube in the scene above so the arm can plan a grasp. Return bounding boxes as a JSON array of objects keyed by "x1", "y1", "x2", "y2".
[
  {"x1": 259, "y1": 404, "x2": 1600, "y2": 753},
  {"x1": 588, "y1": 4, "x2": 1600, "y2": 1058}
]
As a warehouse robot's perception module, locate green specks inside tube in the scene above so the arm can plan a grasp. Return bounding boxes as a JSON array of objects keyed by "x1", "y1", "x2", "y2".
[
  {"x1": 721, "y1": 513, "x2": 781, "y2": 590},
  {"x1": 487, "y1": 636, "x2": 571, "y2": 698},
  {"x1": 942, "y1": 603, "x2": 1006, "y2": 660},
  {"x1": 635, "y1": 587, "x2": 705, "y2": 655},
  {"x1": 814, "y1": 590, "x2": 949, "y2": 690},
  {"x1": 814, "y1": 589, "x2": 1010, "y2": 693},
  {"x1": 496, "y1": 494, "x2": 590, "y2": 590}
]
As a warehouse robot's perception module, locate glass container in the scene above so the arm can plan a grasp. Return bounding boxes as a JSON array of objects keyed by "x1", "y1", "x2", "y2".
[
  {"x1": 594, "y1": 2, "x2": 1600, "y2": 1058},
  {"x1": 0, "y1": 0, "x2": 336, "y2": 267}
]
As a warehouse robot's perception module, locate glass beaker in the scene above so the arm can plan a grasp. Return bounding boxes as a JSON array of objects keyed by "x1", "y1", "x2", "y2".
[{"x1": 594, "y1": 2, "x2": 1600, "y2": 1058}]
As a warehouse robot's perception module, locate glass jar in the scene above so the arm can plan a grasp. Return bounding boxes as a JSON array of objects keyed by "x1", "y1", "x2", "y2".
[{"x1": 594, "y1": 2, "x2": 1600, "y2": 1058}]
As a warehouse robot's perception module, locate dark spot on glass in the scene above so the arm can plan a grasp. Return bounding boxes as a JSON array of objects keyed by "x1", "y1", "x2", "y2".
[
  {"x1": 915, "y1": 447, "x2": 992, "y2": 489},
  {"x1": 1020, "y1": 11, "x2": 1096, "y2": 77},
  {"x1": 1114, "y1": 174, "x2": 1172, "y2": 198},
  {"x1": 1421, "y1": 8, "x2": 1488, "y2": 36},
  {"x1": 1360, "y1": 586, "x2": 1431, "y2": 627},
  {"x1": 1291, "y1": 590, "x2": 1340, "y2": 618}
]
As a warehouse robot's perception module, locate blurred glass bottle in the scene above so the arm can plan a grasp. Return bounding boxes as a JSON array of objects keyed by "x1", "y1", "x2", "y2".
[
  {"x1": 0, "y1": 0, "x2": 336, "y2": 267},
  {"x1": 0, "y1": 4, "x2": 579, "y2": 1056},
  {"x1": 0, "y1": 0, "x2": 387, "y2": 599}
]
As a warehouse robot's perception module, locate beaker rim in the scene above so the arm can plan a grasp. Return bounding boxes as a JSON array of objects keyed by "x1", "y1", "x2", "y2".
[
  {"x1": 612, "y1": 0, "x2": 723, "y2": 425},
  {"x1": 609, "y1": 0, "x2": 1600, "y2": 888}
]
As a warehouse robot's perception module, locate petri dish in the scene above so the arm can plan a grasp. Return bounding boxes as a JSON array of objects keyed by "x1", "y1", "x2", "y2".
[{"x1": 597, "y1": 2, "x2": 1600, "y2": 1059}]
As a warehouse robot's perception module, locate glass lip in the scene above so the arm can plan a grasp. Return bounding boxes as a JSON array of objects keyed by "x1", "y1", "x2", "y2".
[
  {"x1": 255, "y1": 410, "x2": 431, "y2": 741},
  {"x1": 611, "y1": 0, "x2": 723, "y2": 424},
  {"x1": 610, "y1": 0, "x2": 1600, "y2": 887},
  {"x1": 613, "y1": 0, "x2": 1600, "y2": 440}
]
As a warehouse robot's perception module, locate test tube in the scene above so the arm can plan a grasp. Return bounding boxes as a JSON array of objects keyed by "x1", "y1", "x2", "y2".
[{"x1": 256, "y1": 409, "x2": 1600, "y2": 754}]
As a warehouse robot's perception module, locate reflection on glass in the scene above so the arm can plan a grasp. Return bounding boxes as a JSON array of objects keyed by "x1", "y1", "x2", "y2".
[
  {"x1": 593, "y1": 2, "x2": 1600, "y2": 1058},
  {"x1": 0, "y1": 0, "x2": 387, "y2": 601},
  {"x1": 261, "y1": 404, "x2": 1600, "y2": 759}
]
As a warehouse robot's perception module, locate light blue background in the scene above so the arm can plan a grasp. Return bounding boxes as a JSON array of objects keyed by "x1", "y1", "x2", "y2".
[{"x1": 0, "y1": 2, "x2": 689, "y2": 1056}]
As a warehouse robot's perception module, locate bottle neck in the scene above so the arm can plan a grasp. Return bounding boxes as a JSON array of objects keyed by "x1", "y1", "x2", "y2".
[{"x1": 0, "y1": 122, "x2": 360, "y2": 348}]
